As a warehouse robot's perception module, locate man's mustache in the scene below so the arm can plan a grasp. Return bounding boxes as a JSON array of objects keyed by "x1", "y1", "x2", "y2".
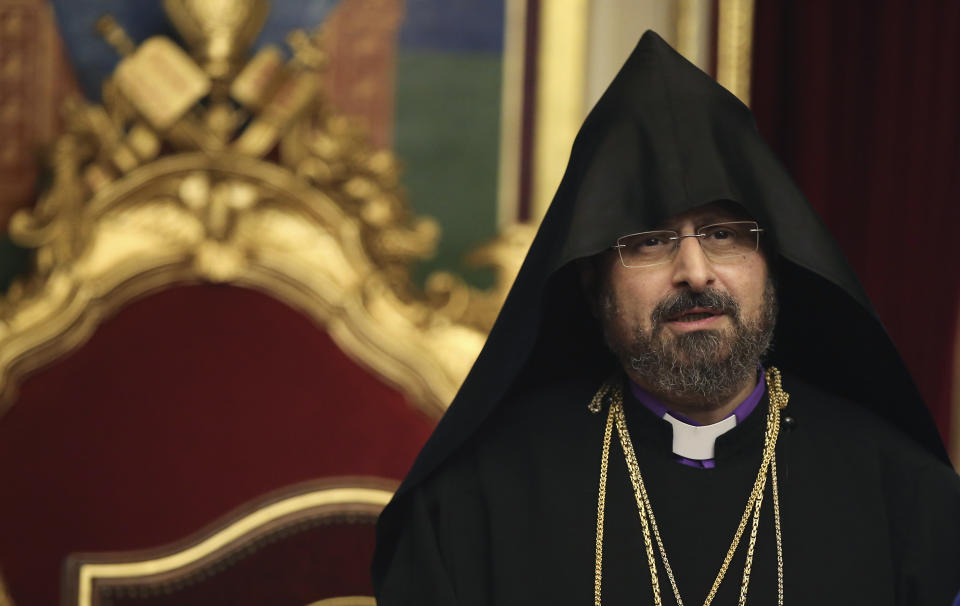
[{"x1": 651, "y1": 288, "x2": 741, "y2": 328}]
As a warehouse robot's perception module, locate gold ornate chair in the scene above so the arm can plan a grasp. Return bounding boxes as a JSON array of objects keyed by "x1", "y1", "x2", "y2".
[{"x1": 0, "y1": 2, "x2": 531, "y2": 604}]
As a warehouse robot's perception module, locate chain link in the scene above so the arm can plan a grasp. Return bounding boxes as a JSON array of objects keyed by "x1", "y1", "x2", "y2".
[
  {"x1": 593, "y1": 368, "x2": 788, "y2": 605},
  {"x1": 594, "y1": 397, "x2": 614, "y2": 606}
]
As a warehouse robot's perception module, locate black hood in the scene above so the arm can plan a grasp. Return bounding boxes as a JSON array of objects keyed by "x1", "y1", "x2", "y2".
[{"x1": 375, "y1": 30, "x2": 950, "y2": 578}]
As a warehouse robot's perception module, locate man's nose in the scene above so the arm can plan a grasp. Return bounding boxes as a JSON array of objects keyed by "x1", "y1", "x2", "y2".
[{"x1": 670, "y1": 237, "x2": 715, "y2": 291}]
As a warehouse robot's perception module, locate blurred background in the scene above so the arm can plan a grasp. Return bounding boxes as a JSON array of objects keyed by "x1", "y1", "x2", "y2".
[{"x1": 0, "y1": 1, "x2": 956, "y2": 604}]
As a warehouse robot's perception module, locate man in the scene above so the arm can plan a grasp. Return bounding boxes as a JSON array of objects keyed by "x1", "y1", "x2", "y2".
[{"x1": 373, "y1": 31, "x2": 960, "y2": 604}]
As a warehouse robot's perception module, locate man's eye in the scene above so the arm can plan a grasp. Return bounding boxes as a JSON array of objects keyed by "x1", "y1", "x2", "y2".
[
  {"x1": 641, "y1": 237, "x2": 665, "y2": 247},
  {"x1": 703, "y1": 227, "x2": 740, "y2": 240}
]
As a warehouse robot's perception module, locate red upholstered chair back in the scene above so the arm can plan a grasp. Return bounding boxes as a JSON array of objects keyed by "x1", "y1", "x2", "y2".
[
  {"x1": 0, "y1": 285, "x2": 436, "y2": 605},
  {"x1": 63, "y1": 478, "x2": 395, "y2": 606}
]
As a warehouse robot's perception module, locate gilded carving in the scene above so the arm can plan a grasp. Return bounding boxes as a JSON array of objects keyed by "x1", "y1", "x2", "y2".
[
  {"x1": 307, "y1": 599, "x2": 376, "y2": 606},
  {"x1": 0, "y1": 2, "x2": 532, "y2": 419}
]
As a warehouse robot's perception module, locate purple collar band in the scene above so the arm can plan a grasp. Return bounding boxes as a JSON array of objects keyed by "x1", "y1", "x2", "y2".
[{"x1": 628, "y1": 367, "x2": 767, "y2": 468}]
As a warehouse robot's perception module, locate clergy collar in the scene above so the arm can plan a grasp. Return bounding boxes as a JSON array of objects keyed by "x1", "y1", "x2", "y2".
[{"x1": 628, "y1": 369, "x2": 766, "y2": 465}]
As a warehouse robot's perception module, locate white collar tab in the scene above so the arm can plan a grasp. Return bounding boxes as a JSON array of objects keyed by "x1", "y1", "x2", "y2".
[{"x1": 662, "y1": 413, "x2": 737, "y2": 460}]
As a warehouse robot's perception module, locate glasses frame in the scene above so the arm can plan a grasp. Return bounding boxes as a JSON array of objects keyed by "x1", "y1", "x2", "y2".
[{"x1": 613, "y1": 220, "x2": 764, "y2": 269}]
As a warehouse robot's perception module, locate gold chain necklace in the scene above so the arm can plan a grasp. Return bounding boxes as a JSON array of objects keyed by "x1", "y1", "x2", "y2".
[{"x1": 591, "y1": 367, "x2": 789, "y2": 606}]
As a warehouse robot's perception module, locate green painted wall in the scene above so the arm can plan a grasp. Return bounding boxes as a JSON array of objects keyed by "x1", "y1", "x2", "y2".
[{"x1": 394, "y1": 51, "x2": 502, "y2": 289}]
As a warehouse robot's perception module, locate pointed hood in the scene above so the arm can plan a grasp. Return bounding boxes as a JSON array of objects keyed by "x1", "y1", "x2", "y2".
[{"x1": 375, "y1": 29, "x2": 949, "y2": 583}]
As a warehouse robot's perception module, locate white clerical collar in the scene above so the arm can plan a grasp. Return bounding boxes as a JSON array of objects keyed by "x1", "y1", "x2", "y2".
[{"x1": 662, "y1": 413, "x2": 737, "y2": 460}]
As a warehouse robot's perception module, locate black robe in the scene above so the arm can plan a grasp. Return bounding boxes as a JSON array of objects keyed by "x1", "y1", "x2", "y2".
[
  {"x1": 377, "y1": 371, "x2": 960, "y2": 604},
  {"x1": 373, "y1": 30, "x2": 960, "y2": 604}
]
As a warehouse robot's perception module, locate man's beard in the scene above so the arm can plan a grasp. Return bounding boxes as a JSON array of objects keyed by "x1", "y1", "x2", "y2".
[{"x1": 602, "y1": 281, "x2": 777, "y2": 409}]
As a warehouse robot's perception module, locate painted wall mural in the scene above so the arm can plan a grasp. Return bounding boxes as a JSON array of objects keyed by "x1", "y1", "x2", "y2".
[{"x1": 3, "y1": 0, "x2": 508, "y2": 289}]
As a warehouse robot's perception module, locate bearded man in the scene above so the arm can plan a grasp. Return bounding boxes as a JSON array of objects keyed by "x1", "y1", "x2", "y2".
[{"x1": 373, "y1": 31, "x2": 960, "y2": 605}]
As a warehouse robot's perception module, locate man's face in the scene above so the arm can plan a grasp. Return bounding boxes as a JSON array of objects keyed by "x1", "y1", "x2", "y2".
[{"x1": 598, "y1": 202, "x2": 776, "y2": 406}]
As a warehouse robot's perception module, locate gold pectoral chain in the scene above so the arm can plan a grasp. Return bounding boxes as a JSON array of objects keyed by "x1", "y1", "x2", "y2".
[{"x1": 592, "y1": 367, "x2": 789, "y2": 606}]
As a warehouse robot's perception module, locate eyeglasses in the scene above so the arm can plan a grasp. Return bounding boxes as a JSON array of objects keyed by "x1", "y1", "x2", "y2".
[{"x1": 613, "y1": 221, "x2": 764, "y2": 268}]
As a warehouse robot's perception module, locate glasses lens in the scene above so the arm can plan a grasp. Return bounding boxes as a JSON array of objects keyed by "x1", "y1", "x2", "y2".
[
  {"x1": 697, "y1": 222, "x2": 759, "y2": 259},
  {"x1": 617, "y1": 231, "x2": 676, "y2": 268}
]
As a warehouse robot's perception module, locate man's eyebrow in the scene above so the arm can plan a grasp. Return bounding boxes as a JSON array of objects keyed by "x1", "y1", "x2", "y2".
[
  {"x1": 697, "y1": 214, "x2": 745, "y2": 225},
  {"x1": 657, "y1": 214, "x2": 742, "y2": 230}
]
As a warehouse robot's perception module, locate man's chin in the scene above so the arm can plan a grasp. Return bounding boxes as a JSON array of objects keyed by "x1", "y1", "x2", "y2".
[
  {"x1": 657, "y1": 325, "x2": 731, "y2": 343},
  {"x1": 658, "y1": 330, "x2": 736, "y2": 365}
]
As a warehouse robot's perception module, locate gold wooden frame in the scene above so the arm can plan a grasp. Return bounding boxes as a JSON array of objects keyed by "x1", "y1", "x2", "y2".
[
  {"x1": 0, "y1": 2, "x2": 532, "y2": 420},
  {"x1": 496, "y1": 0, "x2": 528, "y2": 227},
  {"x1": 531, "y1": 0, "x2": 590, "y2": 223},
  {"x1": 307, "y1": 598, "x2": 376, "y2": 606},
  {"x1": 64, "y1": 477, "x2": 395, "y2": 606},
  {"x1": 716, "y1": 0, "x2": 756, "y2": 104}
]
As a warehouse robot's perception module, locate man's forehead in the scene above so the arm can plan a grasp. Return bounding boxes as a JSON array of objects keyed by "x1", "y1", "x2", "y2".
[{"x1": 653, "y1": 201, "x2": 754, "y2": 230}]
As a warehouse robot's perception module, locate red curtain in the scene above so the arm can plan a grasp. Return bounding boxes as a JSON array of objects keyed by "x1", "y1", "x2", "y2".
[{"x1": 751, "y1": 1, "x2": 960, "y2": 446}]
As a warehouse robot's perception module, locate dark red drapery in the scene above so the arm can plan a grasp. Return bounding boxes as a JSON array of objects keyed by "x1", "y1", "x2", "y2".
[{"x1": 751, "y1": 0, "x2": 960, "y2": 448}]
